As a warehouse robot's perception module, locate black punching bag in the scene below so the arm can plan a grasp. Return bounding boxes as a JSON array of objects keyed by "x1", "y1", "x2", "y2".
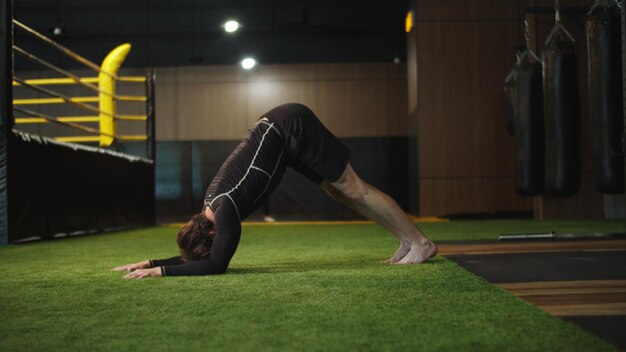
[
  {"x1": 514, "y1": 51, "x2": 545, "y2": 196},
  {"x1": 503, "y1": 64, "x2": 517, "y2": 136},
  {"x1": 542, "y1": 23, "x2": 581, "y2": 196},
  {"x1": 586, "y1": 0, "x2": 624, "y2": 193}
]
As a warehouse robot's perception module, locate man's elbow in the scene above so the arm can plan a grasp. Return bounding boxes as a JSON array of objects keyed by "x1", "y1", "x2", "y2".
[{"x1": 208, "y1": 264, "x2": 228, "y2": 275}]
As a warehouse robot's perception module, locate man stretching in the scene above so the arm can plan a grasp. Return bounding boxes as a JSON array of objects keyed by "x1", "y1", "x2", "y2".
[{"x1": 113, "y1": 103, "x2": 437, "y2": 278}]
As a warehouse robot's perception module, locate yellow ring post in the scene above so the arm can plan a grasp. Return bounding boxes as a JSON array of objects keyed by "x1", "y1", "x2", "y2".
[{"x1": 99, "y1": 43, "x2": 131, "y2": 147}]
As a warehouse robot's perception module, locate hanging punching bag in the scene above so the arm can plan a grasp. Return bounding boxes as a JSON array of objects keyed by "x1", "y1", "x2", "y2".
[
  {"x1": 586, "y1": 0, "x2": 624, "y2": 193},
  {"x1": 542, "y1": 22, "x2": 581, "y2": 196},
  {"x1": 514, "y1": 51, "x2": 545, "y2": 196},
  {"x1": 503, "y1": 67, "x2": 516, "y2": 136}
]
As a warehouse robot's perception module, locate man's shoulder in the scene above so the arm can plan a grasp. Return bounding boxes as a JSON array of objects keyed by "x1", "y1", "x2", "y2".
[{"x1": 214, "y1": 196, "x2": 243, "y2": 226}]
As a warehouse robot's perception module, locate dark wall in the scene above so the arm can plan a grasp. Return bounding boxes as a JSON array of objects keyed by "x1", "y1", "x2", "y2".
[{"x1": 150, "y1": 137, "x2": 409, "y2": 222}]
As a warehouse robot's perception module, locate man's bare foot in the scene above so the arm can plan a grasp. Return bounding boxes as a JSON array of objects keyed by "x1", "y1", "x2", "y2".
[
  {"x1": 383, "y1": 242, "x2": 411, "y2": 263},
  {"x1": 395, "y1": 241, "x2": 438, "y2": 264}
]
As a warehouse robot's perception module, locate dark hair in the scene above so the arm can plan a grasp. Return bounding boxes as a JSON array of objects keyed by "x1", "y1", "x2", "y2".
[{"x1": 177, "y1": 213, "x2": 216, "y2": 262}]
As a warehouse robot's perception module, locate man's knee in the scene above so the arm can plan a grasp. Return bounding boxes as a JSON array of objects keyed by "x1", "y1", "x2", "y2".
[
  {"x1": 329, "y1": 164, "x2": 368, "y2": 202},
  {"x1": 321, "y1": 182, "x2": 344, "y2": 201},
  {"x1": 341, "y1": 180, "x2": 368, "y2": 203}
]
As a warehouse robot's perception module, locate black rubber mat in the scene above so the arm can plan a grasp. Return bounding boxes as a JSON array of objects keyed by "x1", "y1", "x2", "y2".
[
  {"x1": 563, "y1": 316, "x2": 626, "y2": 351},
  {"x1": 445, "y1": 250, "x2": 626, "y2": 350},
  {"x1": 445, "y1": 250, "x2": 626, "y2": 283}
]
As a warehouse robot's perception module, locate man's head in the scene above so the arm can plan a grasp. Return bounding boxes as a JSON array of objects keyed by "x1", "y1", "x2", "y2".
[{"x1": 177, "y1": 213, "x2": 216, "y2": 262}]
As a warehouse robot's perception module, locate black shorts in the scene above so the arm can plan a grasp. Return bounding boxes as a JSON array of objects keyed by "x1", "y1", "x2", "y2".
[{"x1": 262, "y1": 103, "x2": 351, "y2": 184}]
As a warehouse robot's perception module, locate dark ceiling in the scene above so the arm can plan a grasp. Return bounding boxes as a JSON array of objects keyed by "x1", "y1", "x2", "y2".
[{"x1": 13, "y1": 0, "x2": 409, "y2": 70}]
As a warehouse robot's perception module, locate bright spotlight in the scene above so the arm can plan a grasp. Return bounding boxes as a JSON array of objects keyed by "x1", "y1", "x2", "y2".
[
  {"x1": 241, "y1": 57, "x2": 256, "y2": 70},
  {"x1": 224, "y1": 20, "x2": 239, "y2": 33},
  {"x1": 48, "y1": 25, "x2": 63, "y2": 36}
]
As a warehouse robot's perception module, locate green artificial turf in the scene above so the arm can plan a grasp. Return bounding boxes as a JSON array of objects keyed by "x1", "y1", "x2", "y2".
[{"x1": 0, "y1": 220, "x2": 621, "y2": 351}]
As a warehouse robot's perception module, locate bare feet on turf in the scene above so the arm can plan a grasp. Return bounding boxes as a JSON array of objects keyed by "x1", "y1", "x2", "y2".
[
  {"x1": 394, "y1": 240, "x2": 438, "y2": 264},
  {"x1": 383, "y1": 242, "x2": 411, "y2": 263},
  {"x1": 384, "y1": 240, "x2": 438, "y2": 264}
]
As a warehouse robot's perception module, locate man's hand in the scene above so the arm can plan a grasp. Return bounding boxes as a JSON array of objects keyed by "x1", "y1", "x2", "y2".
[
  {"x1": 122, "y1": 267, "x2": 162, "y2": 280},
  {"x1": 111, "y1": 260, "x2": 150, "y2": 272}
]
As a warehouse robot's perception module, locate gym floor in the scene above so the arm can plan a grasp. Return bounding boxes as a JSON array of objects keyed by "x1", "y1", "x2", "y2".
[
  {"x1": 1, "y1": 219, "x2": 625, "y2": 351},
  {"x1": 444, "y1": 240, "x2": 626, "y2": 350}
]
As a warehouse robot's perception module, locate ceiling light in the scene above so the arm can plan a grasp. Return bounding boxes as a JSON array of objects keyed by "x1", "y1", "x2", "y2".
[
  {"x1": 48, "y1": 26, "x2": 63, "y2": 36},
  {"x1": 224, "y1": 20, "x2": 239, "y2": 33},
  {"x1": 241, "y1": 57, "x2": 256, "y2": 70}
]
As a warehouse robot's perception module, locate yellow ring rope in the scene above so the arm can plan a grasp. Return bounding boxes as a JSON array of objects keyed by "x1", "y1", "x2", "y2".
[
  {"x1": 13, "y1": 76, "x2": 120, "y2": 120},
  {"x1": 13, "y1": 20, "x2": 116, "y2": 78},
  {"x1": 12, "y1": 19, "x2": 150, "y2": 147},
  {"x1": 13, "y1": 45, "x2": 116, "y2": 99}
]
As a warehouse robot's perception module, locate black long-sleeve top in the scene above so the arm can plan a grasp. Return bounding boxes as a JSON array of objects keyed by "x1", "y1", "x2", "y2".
[
  {"x1": 149, "y1": 117, "x2": 287, "y2": 276},
  {"x1": 150, "y1": 199, "x2": 242, "y2": 275}
]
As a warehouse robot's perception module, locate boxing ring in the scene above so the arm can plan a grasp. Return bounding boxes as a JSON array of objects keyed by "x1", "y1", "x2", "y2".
[{"x1": 0, "y1": 2, "x2": 156, "y2": 243}]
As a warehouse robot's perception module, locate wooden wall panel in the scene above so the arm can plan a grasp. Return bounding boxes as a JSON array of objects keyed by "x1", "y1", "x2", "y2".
[
  {"x1": 387, "y1": 79, "x2": 409, "y2": 135},
  {"x1": 248, "y1": 64, "x2": 317, "y2": 82},
  {"x1": 176, "y1": 83, "x2": 248, "y2": 140},
  {"x1": 420, "y1": 178, "x2": 531, "y2": 216},
  {"x1": 409, "y1": 0, "x2": 531, "y2": 217},
  {"x1": 317, "y1": 63, "x2": 391, "y2": 80},
  {"x1": 409, "y1": 0, "x2": 607, "y2": 218},
  {"x1": 416, "y1": 0, "x2": 521, "y2": 21},
  {"x1": 14, "y1": 62, "x2": 408, "y2": 142},
  {"x1": 246, "y1": 81, "x2": 318, "y2": 126},
  {"x1": 151, "y1": 62, "x2": 408, "y2": 141},
  {"x1": 155, "y1": 83, "x2": 177, "y2": 140},
  {"x1": 417, "y1": 21, "x2": 520, "y2": 179},
  {"x1": 176, "y1": 66, "x2": 246, "y2": 84},
  {"x1": 535, "y1": 172, "x2": 604, "y2": 220},
  {"x1": 316, "y1": 80, "x2": 389, "y2": 137},
  {"x1": 407, "y1": 0, "x2": 420, "y2": 214}
]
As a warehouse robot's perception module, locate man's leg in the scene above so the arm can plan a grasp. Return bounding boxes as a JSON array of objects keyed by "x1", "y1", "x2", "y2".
[{"x1": 321, "y1": 164, "x2": 437, "y2": 264}]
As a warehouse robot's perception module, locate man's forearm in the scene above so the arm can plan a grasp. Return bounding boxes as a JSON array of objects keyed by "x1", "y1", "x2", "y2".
[
  {"x1": 162, "y1": 259, "x2": 227, "y2": 276},
  {"x1": 149, "y1": 256, "x2": 185, "y2": 267}
]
